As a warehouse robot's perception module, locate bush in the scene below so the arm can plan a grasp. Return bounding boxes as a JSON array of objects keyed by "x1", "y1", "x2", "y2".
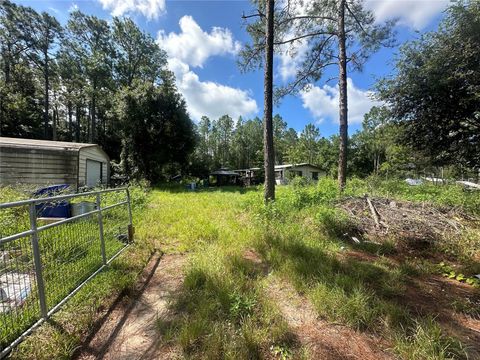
[{"x1": 288, "y1": 176, "x2": 312, "y2": 187}]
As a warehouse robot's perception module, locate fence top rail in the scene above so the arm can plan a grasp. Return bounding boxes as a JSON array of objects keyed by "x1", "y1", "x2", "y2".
[{"x1": 0, "y1": 187, "x2": 128, "y2": 210}]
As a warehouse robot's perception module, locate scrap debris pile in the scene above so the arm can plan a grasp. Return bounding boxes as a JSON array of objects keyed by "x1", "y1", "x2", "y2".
[{"x1": 339, "y1": 196, "x2": 476, "y2": 246}]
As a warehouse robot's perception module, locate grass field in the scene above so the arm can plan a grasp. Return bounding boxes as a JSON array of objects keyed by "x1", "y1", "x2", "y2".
[
  {"x1": 2, "y1": 179, "x2": 480, "y2": 359},
  {"x1": 136, "y1": 179, "x2": 479, "y2": 359}
]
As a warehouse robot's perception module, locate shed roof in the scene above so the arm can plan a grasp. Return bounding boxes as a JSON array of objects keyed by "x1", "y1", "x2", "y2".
[
  {"x1": 0, "y1": 137, "x2": 109, "y2": 159},
  {"x1": 0, "y1": 137, "x2": 98, "y2": 151}
]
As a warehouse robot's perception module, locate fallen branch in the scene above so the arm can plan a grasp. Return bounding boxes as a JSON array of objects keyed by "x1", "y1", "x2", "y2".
[
  {"x1": 339, "y1": 195, "x2": 468, "y2": 247},
  {"x1": 365, "y1": 195, "x2": 381, "y2": 228}
]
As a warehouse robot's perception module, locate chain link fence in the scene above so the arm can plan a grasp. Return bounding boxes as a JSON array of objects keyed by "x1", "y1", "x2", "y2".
[{"x1": 0, "y1": 188, "x2": 133, "y2": 357}]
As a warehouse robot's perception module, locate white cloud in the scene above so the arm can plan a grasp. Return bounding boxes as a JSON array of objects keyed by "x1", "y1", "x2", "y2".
[
  {"x1": 157, "y1": 16, "x2": 241, "y2": 68},
  {"x1": 365, "y1": 0, "x2": 449, "y2": 29},
  {"x1": 69, "y1": 3, "x2": 79, "y2": 13},
  {"x1": 300, "y1": 78, "x2": 382, "y2": 124},
  {"x1": 48, "y1": 7, "x2": 60, "y2": 15},
  {"x1": 98, "y1": 0, "x2": 166, "y2": 20},
  {"x1": 156, "y1": 17, "x2": 258, "y2": 121},
  {"x1": 176, "y1": 69, "x2": 258, "y2": 120},
  {"x1": 278, "y1": 39, "x2": 309, "y2": 82},
  {"x1": 276, "y1": 0, "x2": 320, "y2": 82}
]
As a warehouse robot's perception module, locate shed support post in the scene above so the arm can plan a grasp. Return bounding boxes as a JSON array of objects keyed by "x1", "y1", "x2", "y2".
[{"x1": 29, "y1": 203, "x2": 48, "y2": 319}]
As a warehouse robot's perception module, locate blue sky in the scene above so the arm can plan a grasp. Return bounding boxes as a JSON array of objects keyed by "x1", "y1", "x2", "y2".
[{"x1": 15, "y1": 0, "x2": 450, "y2": 137}]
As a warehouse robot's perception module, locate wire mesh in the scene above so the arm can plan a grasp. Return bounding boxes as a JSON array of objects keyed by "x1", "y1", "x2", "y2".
[
  {"x1": 0, "y1": 232, "x2": 40, "y2": 349},
  {"x1": 37, "y1": 215, "x2": 103, "y2": 309},
  {"x1": 0, "y1": 189, "x2": 131, "y2": 352},
  {"x1": 103, "y1": 203, "x2": 130, "y2": 260},
  {"x1": 101, "y1": 191, "x2": 131, "y2": 260},
  {"x1": 0, "y1": 204, "x2": 30, "y2": 240}
]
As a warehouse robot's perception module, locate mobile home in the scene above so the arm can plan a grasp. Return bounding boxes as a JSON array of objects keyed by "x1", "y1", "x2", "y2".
[{"x1": 274, "y1": 163, "x2": 325, "y2": 185}]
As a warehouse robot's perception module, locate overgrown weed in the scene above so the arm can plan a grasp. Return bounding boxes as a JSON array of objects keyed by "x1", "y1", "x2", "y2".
[
  {"x1": 158, "y1": 245, "x2": 300, "y2": 358},
  {"x1": 6, "y1": 178, "x2": 477, "y2": 359},
  {"x1": 393, "y1": 318, "x2": 467, "y2": 360}
]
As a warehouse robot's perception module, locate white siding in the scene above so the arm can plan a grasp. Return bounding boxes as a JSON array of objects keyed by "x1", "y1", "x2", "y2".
[
  {"x1": 275, "y1": 165, "x2": 326, "y2": 185},
  {"x1": 0, "y1": 146, "x2": 78, "y2": 187},
  {"x1": 78, "y1": 147, "x2": 109, "y2": 187},
  {"x1": 290, "y1": 165, "x2": 326, "y2": 180}
]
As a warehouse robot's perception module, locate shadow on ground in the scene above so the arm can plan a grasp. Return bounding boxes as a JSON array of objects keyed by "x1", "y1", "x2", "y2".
[{"x1": 257, "y1": 230, "x2": 480, "y2": 358}]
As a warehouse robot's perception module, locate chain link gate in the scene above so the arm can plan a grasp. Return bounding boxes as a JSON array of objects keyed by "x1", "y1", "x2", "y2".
[{"x1": 0, "y1": 188, "x2": 133, "y2": 357}]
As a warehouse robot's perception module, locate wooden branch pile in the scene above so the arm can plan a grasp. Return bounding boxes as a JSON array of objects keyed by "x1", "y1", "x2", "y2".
[{"x1": 339, "y1": 196, "x2": 471, "y2": 245}]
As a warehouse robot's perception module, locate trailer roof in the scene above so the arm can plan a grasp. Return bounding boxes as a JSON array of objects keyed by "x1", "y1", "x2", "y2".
[
  {"x1": 210, "y1": 169, "x2": 240, "y2": 176},
  {"x1": 274, "y1": 163, "x2": 322, "y2": 170}
]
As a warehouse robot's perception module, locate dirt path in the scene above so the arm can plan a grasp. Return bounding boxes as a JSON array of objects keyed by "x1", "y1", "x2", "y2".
[
  {"x1": 77, "y1": 252, "x2": 186, "y2": 360},
  {"x1": 265, "y1": 276, "x2": 395, "y2": 360},
  {"x1": 243, "y1": 249, "x2": 394, "y2": 359}
]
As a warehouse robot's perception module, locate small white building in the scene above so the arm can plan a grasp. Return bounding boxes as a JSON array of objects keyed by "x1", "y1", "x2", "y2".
[
  {"x1": 275, "y1": 163, "x2": 325, "y2": 185},
  {"x1": 0, "y1": 137, "x2": 110, "y2": 189}
]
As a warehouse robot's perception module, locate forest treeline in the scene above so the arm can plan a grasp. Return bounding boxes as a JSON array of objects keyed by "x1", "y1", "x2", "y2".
[
  {"x1": 0, "y1": 0, "x2": 195, "y2": 182},
  {"x1": 0, "y1": 0, "x2": 478, "y2": 182},
  {"x1": 191, "y1": 108, "x2": 439, "y2": 180}
]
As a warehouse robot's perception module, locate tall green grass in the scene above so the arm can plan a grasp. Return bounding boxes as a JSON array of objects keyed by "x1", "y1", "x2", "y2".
[
  {"x1": 243, "y1": 179, "x2": 476, "y2": 359},
  {"x1": 146, "y1": 181, "x2": 476, "y2": 359},
  {"x1": 142, "y1": 189, "x2": 302, "y2": 358},
  {"x1": 4, "y1": 179, "x2": 477, "y2": 359},
  {"x1": 345, "y1": 177, "x2": 480, "y2": 214}
]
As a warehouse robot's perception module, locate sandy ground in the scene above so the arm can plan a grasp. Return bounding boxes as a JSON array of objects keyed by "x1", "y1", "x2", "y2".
[
  {"x1": 265, "y1": 276, "x2": 395, "y2": 360},
  {"x1": 75, "y1": 247, "x2": 479, "y2": 360},
  {"x1": 76, "y1": 253, "x2": 186, "y2": 360},
  {"x1": 244, "y1": 248, "x2": 394, "y2": 359}
]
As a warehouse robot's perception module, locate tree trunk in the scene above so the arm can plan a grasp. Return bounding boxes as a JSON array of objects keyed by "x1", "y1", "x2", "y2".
[
  {"x1": 103, "y1": 112, "x2": 106, "y2": 135},
  {"x1": 75, "y1": 104, "x2": 81, "y2": 142},
  {"x1": 263, "y1": 0, "x2": 275, "y2": 202},
  {"x1": 4, "y1": 43, "x2": 11, "y2": 84},
  {"x1": 52, "y1": 106, "x2": 57, "y2": 141},
  {"x1": 90, "y1": 80, "x2": 96, "y2": 143},
  {"x1": 90, "y1": 99, "x2": 95, "y2": 143},
  {"x1": 43, "y1": 50, "x2": 50, "y2": 139},
  {"x1": 337, "y1": 0, "x2": 348, "y2": 191},
  {"x1": 87, "y1": 102, "x2": 91, "y2": 141},
  {"x1": 68, "y1": 99, "x2": 73, "y2": 141}
]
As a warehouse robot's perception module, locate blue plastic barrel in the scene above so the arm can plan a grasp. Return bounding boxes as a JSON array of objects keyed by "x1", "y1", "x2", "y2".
[{"x1": 34, "y1": 184, "x2": 71, "y2": 218}]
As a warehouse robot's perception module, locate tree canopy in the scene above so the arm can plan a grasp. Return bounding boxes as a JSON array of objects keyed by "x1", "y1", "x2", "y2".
[
  {"x1": 240, "y1": 0, "x2": 395, "y2": 189},
  {"x1": 377, "y1": 1, "x2": 480, "y2": 169},
  {"x1": 1, "y1": 0, "x2": 478, "y2": 184},
  {"x1": 0, "y1": 0, "x2": 195, "y2": 182}
]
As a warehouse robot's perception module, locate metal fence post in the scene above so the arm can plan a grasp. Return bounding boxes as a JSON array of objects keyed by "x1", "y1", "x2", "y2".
[
  {"x1": 29, "y1": 203, "x2": 48, "y2": 319},
  {"x1": 126, "y1": 188, "x2": 134, "y2": 242},
  {"x1": 96, "y1": 193, "x2": 107, "y2": 265}
]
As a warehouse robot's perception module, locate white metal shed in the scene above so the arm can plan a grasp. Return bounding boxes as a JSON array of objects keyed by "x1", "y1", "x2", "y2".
[{"x1": 0, "y1": 137, "x2": 110, "y2": 189}]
